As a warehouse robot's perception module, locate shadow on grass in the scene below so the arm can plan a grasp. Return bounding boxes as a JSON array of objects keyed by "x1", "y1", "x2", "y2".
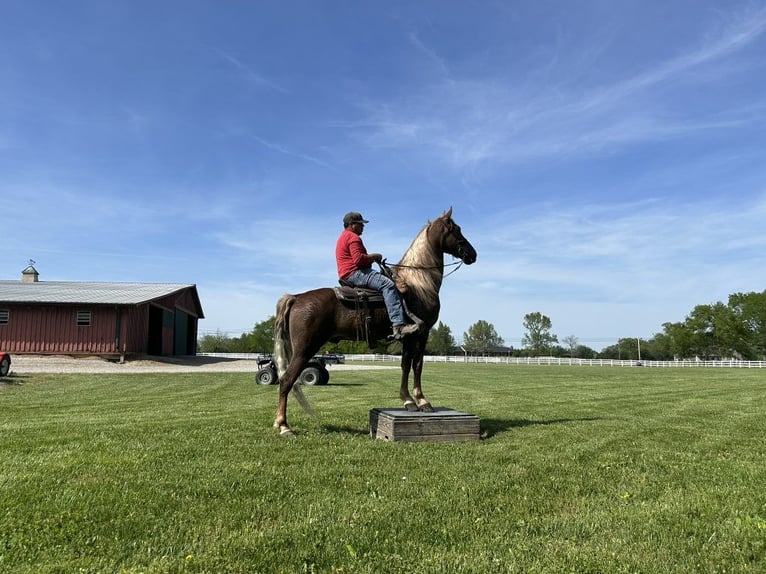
[
  {"x1": 319, "y1": 417, "x2": 603, "y2": 440},
  {"x1": 321, "y1": 424, "x2": 369, "y2": 437},
  {"x1": 481, "y1": 416, "x2": 602, "y2": 439},
  {"x1": 1, "y1": 374, "x2": 28, "y2": 386},
  {"x1": 323, "y1": 382, "x2": 368, "y2": 387}
]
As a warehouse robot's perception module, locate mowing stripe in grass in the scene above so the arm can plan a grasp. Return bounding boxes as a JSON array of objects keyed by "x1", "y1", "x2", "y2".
[{"x1": 1, "y1": 365, "x2": 764, "y2": 573}]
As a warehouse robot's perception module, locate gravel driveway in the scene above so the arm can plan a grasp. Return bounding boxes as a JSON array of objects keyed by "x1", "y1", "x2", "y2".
[{"x1": 7, "y1": 355, "x2": 396, "y2": 374}]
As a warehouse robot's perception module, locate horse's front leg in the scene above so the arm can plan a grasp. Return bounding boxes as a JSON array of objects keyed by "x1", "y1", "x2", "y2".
[
  {"x1": 410, "y1": 349, "x2": 433, "y2": 412},
  {"x1": 399, "y1": 353, "x2": 418, "y2": 411}
]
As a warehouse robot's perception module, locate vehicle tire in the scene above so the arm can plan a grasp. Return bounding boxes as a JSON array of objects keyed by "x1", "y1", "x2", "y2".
[
  {"x1": 0, "y1": 356, "x2": 10, "y2": 377},
  {"x1": 299, "y1": 365, "x2": 323, "y2": 386},
  {"x1": 319, "y1": 365, "x2": 330, "y2": 385},
  {"x1": 255, "y1": 365, "x2": 277, "y2": 385}
]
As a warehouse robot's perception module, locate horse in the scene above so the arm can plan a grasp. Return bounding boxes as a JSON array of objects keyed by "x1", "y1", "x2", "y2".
[{"x1": 272, "y1": 208, "x2": 477, "y2": 436}]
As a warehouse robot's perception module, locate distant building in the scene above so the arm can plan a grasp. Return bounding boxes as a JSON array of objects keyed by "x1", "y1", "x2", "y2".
[{"x1": 0, "y1": 264, "x2": 204, "y2": 357}]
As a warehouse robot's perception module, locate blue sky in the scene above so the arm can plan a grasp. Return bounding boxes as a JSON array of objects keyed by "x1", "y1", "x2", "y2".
[{"x1": 3, "y1": 1, "x2": 766, "y2": 351}]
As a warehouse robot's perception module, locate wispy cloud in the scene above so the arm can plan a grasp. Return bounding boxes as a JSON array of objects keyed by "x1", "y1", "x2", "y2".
[
  {"x1": 348, "y1": 6, "x2": 766, "y2": 172},
  {"x1": 473, "y1": 194, "x2": 766, "y2": 304},
  {"x1": 566, "y1": 6, "x2": 766, "y2": 115},
  {"x1": 407, "y1": 30, "x2": 452, "y2": 80},
  {"x1": 249, "y1": 134, "x2": 336, "y2": 170},
  {"x1": 216, "y1": 49, "x2": 289, "y2": 94},
  {"x1": 4, "y1": 2, "x2": 765, "y2": 348}
]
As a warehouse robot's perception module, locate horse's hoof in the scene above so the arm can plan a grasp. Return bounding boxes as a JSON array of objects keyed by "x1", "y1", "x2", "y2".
[
  {"x1": 278, "y1": 426, "x2": 296, "y2": 437},
  {"x1": 418, "y1": 403, "x2": 434, "y2": 413},
  {"x1": 404, "y1": 400, "x2": 419, "y2": 412}
]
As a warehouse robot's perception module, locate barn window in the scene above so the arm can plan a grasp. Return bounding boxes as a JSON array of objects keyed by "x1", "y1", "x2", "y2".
[
  {"x1": 0, "y1": 309, "x2": 8, "y2": 325},
  {"x1": 76, "y1": 311, "x2": 92, "y2": 326}
]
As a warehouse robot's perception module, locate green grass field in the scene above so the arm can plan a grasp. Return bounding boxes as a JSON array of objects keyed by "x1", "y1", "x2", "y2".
[{"x1": 1, "y1": 364, "x2": 765, "y2": 573}]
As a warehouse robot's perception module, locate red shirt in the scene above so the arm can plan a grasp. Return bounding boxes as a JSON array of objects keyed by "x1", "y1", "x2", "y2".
[{"x1": 336, "y1": 228, "x2": 375, "y2": 279}]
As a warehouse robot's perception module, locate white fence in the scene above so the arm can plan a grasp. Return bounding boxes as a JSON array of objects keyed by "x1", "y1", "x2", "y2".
[
  {"x1": 344, "y1": 354, "x2": 766, "y2": 368},
  {"x1": 198, "y1": 352, "x2": 766, "y2": 368}
]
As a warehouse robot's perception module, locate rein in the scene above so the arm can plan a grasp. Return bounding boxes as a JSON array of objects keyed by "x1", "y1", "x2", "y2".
[
  {"x1": 389, "y1": 260, "x2": 463, "y2": 275},
  {"x1": 381, "y1": 256, "x2": 464, "y2": 284}
]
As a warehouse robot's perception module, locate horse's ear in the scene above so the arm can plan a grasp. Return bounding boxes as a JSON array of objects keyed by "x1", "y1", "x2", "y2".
[{"x1": 441, "y1": 207, "x2": 453, "y2": 220}]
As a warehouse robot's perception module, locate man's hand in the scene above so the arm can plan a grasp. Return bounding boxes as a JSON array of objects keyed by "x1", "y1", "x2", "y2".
[{"x1": 369, "y1": 253, "x2": 383, "y2": 263}]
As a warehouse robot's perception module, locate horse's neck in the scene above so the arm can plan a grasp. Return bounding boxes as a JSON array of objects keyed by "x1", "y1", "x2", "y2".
[{"x1": 397, "y1": 225, "x2": 444, "y2": 300}]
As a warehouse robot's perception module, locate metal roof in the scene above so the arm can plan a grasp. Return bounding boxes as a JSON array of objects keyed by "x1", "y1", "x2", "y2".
[{"x1": 0, "y1": 280, "x2": 200, "y2": 307}]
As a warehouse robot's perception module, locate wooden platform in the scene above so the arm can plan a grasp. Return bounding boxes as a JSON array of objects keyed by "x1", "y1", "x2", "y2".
[{"x1": 369, "y1": 407, "x2": 480, "y2": 442}]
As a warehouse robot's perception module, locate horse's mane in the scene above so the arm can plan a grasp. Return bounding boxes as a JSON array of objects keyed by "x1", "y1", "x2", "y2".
[{"x1": 396, "y1": 220, "x2": 444, "y2": 302}]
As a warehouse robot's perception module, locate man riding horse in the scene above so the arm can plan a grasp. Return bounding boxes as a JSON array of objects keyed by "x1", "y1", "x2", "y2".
[
  {"x1": 272, "y1": 208, "x2": 476, "y2": 435},
  {"x1": 335, "y1": 211, "x2": 420, "y2": 339}
]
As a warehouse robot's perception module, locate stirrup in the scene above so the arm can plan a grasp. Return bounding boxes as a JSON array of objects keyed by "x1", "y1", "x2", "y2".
[{"x1": 391, "y1": 323, "x2": 419, "y2": 340}]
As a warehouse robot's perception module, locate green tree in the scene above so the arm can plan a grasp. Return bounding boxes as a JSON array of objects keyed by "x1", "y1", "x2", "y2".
[
  {"x1": 427, "y1": 321, "x2": 456, "y2": 355},
  {"x1": 462, "y1": 320, "x2": 504, "y2": 355},
  {"x1": 684, "y1": 303, "x2": 738, "y2": 359},
  {"x1": 640, "y1": 333, "x2": 674, "y2": 361},
  {"x1": 600, "y1": 337, "x2": 644, "y2": 360},
  {"x1": 658, "y1": 291, "x2": 766, "y2": 360},
  {"x1": 574, "y1": 345, "x2": 598, "y2": 359},
  {"x1": 198, "y1": 330, "x2": 232, "y2": 353},
  {"x1": 321, "y1": 339, "x2": 374, "y2": 355},
  {"x1": 229, "y1": 332, "x2": 251, "y2": 353},
  {"x1": 728, "y1": 290, "x2": 766, "y2": 359},
  {"x1": 521, "y1": 312, "x2": 558, "y2": 356},
  {"x1": 562, "y1": 335, "x2": 578, "y2": 358},
  {"x1": 247, "y1": 316, "x2": 276, "y2": 353},
  {"x1": 661, "y1": 321, "x2": 694, "y2": 359}
]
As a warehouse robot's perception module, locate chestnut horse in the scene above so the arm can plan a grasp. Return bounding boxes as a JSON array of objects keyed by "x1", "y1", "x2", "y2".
[{"x1": 272, "y1": 208, "x2": 477, "y2": 436}]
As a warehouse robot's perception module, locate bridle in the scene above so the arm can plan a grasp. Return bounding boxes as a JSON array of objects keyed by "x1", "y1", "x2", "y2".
[
  {"x1": 443, "y1": 218, "x2": 473, "y2": 264},
  {"x1": 383, "y1": 218, "x2": 470, "y2": 277}
]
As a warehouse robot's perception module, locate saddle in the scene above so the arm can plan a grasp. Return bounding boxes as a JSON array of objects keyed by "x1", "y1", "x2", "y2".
[
  {"x1": 333, "y1": 280, "x2": 386, "y2": 305},
  {"x1": 332, "y1": 268, "x2": 420, "y2": 344}
]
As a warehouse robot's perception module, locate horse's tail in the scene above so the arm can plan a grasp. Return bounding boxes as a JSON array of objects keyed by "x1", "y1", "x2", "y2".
[
  {"x1": 273, "y1": 293, "x2": 315, "y2": 417},
  {"x1": 274, "y1": 294, "x2": 295, "y2": 378}
]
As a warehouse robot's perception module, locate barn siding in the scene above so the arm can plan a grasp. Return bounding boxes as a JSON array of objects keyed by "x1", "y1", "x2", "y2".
[
  {"x1": 0, "y1": 305, "x2": 121, "y2": 354},
  {"x1": 0, "y1": 284, "x2": 202, "y2": 356},
  {"x1": 122, "y1": 304, "x2": 150, "y2": 355}
]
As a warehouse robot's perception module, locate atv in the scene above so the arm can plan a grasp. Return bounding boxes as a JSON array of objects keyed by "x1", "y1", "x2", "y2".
[{"x1": 255, "y1": 355, "x2": 329, "y2": 386}]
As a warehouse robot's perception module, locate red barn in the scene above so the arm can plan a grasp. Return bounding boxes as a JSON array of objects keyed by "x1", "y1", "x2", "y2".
[{"x1": 0, "y1": 265, "x2": 204, "y2": 357}]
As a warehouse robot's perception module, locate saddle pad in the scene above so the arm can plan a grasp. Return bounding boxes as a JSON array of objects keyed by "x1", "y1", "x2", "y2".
[{"x1": 333, "y1": 286, "x2": 385, "y2": 304}]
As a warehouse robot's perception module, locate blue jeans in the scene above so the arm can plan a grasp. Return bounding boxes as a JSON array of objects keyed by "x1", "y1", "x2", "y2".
[{"x1": 345, "y1": 268, "x2": 406, "y2": 326}]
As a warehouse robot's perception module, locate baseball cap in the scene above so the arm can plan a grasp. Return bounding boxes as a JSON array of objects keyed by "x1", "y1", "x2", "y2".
[{"x1": 343, "y1": 212, "x2": 369, "y2": 226}]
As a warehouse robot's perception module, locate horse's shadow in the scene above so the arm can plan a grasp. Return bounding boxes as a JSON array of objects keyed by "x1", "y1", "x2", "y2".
[
  {"x1": 325, "y1": 382, "x2": 367, "y2": 387},
  {"x1": 321, "y1": 424, "x2": 369, "y2": 437},
  {"x1": 320, "y1": 416, "x2": 602, "y2": 439},
  {"x1": 480, "y1": 416, "x2": 602, "y2": 439}
]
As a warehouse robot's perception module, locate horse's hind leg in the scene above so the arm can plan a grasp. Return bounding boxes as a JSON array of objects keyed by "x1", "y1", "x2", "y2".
[
  {"x1": 274, "y1": 368, "x2": 301, "y2": 436},
  {"x1": 274, "y1": 349, "x2": 316, "y2": 435},
  {"x1": 274, "y1": 342, "x2": 325, "y2": 436}
]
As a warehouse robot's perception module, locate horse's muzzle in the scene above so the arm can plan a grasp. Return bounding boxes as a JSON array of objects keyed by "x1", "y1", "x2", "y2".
[{"x1": 459, "y1": 242, "x2": 477, "y2": 265}]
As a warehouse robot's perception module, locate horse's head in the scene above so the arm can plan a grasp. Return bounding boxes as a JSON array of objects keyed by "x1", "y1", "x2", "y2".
[{"x1": 435, "y1": 208, "x2": 477, "y2": 265}]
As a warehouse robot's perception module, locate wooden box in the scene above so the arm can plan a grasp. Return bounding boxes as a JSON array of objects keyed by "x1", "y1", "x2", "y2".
[{"x1": 369, "y1": 407, "x2": 480, "y2": 442}]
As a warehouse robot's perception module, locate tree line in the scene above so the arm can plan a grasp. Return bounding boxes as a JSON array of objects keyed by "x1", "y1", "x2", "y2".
[{"x1": 198, "y1": 290, "x2": 766, "y2": 360}]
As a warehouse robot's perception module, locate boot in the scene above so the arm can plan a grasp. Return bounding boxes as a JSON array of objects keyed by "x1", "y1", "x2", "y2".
[{"x1": 392, "y1": 323, "x2": 420, "y2": 339}]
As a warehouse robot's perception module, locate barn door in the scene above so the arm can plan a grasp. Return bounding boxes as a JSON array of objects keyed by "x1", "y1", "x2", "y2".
[{"x1": 174, "y1": 310, "x2": 190, "y2": 355}]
